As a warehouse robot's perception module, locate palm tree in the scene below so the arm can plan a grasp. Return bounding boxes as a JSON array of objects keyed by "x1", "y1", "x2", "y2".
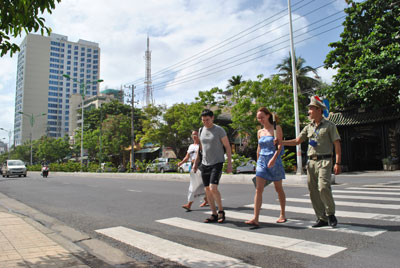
[
  {"x1": 223, "y1": 75, "x2": 243, "y2": 97},
  {"x1": 276, "y1": 53, "x2": 321, "y2": 97},
  {"x1": 226, "y1": 75, "x2": 243, "y2": 89}
]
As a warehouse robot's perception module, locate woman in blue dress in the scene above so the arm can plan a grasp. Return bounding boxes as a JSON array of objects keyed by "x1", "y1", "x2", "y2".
[{"x1": 245, "y1": 107, "x2": 287, "y2": 226}]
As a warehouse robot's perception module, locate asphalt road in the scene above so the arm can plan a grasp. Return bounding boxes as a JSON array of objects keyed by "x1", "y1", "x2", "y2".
[{"x1": 0, "y1": 171, "x2": 399, "y2": 268}]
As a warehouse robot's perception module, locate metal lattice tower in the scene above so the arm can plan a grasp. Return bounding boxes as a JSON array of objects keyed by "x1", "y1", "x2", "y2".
[{"x1": 144, "y1": 36, "x2": 154, "y2": 106}]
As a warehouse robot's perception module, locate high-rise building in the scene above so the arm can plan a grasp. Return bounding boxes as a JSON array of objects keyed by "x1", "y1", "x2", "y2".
[{"x1": 13, "y1": 33, "x2": 101, "y2": 145}]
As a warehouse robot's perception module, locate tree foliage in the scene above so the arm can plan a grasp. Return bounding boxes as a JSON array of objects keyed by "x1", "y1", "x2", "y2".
[
  {"x1": 0, "y1": 0, "x2": 61, "y2": 56},
  {"x1": 136, "y1": 102, "x2": 204, "y2": 157},
  {"x1": 229, "y1": 75, "x2": 307, "y2": 151},
  {"x1": 276, "y1": 53, "x2": 321, "y2": 99},
  {"x1": 323, "y1": 0, "x2": 400, "y2": 109},
  {"x1": 85, "y1": 100, "x2": 136, "y2": 131},
  {"x1": 36, "y1": 136, "x2": 71, "y2": 162},
  {"x1": 100, "y1": 114, "x2": 131, "y2": 164}
]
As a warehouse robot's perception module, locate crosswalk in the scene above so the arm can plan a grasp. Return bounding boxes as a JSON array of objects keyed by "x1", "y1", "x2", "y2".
[{"x1": 96, "y1": 181, "x2": 400, "y2": 267}]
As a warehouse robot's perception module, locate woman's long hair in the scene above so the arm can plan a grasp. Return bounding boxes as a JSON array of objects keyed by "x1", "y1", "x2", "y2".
[{"x1": 257, "y1": 107, "x2": 279, "y2": 125}]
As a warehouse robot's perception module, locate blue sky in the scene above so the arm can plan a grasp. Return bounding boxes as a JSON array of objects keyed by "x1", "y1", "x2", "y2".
[{"x1": 0, "y1": 0, "x2": 349, "y2": 143}]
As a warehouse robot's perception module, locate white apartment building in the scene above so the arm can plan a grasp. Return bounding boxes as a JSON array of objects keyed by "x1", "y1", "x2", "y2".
[
  {"x1": 13, "y1": 33, "x2": 101, "y2": 145},
  {"x1": 68, "y1": 89, "x2": 123, "y2": 137}
]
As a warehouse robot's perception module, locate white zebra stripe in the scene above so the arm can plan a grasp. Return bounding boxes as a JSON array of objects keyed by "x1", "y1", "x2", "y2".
[
  {"x1": 286, "y1": 197, "x2": 400, "y2": 209},
  {"x1": 331, "y1": 194, "x2": 400, "y2": 202},
  {"x1": 346, "y1": 187, "x2": 400, "y2": 191},
  {"x1": 96, "y1": 226, "x2": 259, "y2": 268},
  {"x1": 157, "y1": 217, "x2": 346, "y2": 258},
  {"x1": 244, "y1": 204, "x2": 400, "y2": 222},
  {"x1": 215, "y1": 210, "x2": 386, "y2": 237},
  {"x1": 333, "y1": 190, "x2": 400, "y2": 196}
]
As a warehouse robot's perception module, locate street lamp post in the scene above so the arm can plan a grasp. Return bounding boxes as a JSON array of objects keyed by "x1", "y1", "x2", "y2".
[
  {"x1": 63, "y1": 74, "x2": 103, "y2": 171},
  {"x1": 18, "y1": 112, "x2": 47, "y2": 165},
  {"x1": 0, "y1": 128, "x2": 12, "y2": 152}
]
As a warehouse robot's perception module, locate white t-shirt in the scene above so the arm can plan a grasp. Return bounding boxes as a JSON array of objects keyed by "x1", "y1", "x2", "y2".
[{"x1": 187, "y1": 144, "x2": 199, "y2": 162}]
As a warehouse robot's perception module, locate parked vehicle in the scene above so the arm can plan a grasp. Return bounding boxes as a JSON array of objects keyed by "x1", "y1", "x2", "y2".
[
  {"x1": 146, "y1": 158, "x2": 178, "y2": 173},
  {"x1": 178, "y1": 162, "x2": 191, "y2": 173},
  {"x1": 2, "y1": 160, "x2": 27, "y2": 178},
  {"x1": 236, "y1": 160, "x2": 256, "y2": 174}
]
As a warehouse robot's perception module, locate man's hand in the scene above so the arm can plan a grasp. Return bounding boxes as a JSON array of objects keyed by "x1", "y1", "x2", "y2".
[
  {"x1": 334, "y1": 163, "x2": 341, "y2": 175},
  {"x1": 226, "y1": 162, "x2": 232, "y2": 173}
]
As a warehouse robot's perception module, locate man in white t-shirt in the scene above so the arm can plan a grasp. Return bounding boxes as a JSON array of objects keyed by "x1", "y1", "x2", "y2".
[{"x1": 178, "y1": 130, "x2": 208, "y2": 211}]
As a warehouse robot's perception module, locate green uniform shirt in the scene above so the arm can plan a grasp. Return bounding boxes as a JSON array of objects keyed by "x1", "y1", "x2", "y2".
[{"x1": 299, "y1": 118, "x2": 341, "y2": 156}]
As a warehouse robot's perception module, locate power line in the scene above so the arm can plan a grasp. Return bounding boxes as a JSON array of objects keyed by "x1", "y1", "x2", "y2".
[
  {"x1": 125, "y1": 0, "x2": 315, "y2": 86},
  {"x1": 144, "y1": 1, "x2": 340, "y2": 85},
  {"x1": 151, "y1": 24, "x2": 343, "y2": 92},
  {"x1": 149, "y1": 11, "x2": 345, "y2": 90},
  {"x1": 130, "y1": 0, "x2": 346, "y2": 99}
]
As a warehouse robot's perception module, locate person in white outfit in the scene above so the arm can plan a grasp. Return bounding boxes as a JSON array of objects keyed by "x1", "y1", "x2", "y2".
[{"x1": 178, "y1": 130, "x2": 208, "y2": 211}]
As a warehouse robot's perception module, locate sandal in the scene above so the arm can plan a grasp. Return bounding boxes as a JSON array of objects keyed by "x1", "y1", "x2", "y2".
[
  {"x1": 204, "y1": 214, "x2": 218, "y2": 223},
  {"x1": 182, "y1": 205, "x2": 191, "y2": 212},
  {"x1": 217, "y1": 210, "x2": 225, "y2": 223},
  {"x1": 276, "y1": 218, "x2": 287, "y2": 223},
  {"x1": 199, "y1": 201, "x2": 209, "y2": 207}
]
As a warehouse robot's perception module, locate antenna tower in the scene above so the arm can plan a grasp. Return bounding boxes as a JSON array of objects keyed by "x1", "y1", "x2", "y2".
[{"x1": 144, "y1": 36, "x2": 154, "y2": 106}]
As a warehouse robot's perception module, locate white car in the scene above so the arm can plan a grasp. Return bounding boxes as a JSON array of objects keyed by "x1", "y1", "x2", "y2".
[
  {"x1": 2, "y1": 160, "x2": 27, "y2": 177},
  {"x1": 178, "y1": 162, "x2": 191, "y2": 173},
  {"x1": 146, "y1": 158, "x2": 178, "y2": 173},
  {"x1": 236, "y1": 160, "x2": 256, "y2": 174}
]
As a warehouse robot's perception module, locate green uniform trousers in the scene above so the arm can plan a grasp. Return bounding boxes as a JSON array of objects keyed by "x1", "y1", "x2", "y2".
[{"x1": 306, "y1": 159, "x2": 335, "y2": 222}]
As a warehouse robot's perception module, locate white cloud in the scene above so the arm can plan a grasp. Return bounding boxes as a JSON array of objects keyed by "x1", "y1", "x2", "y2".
[
  {"x1": 0, "y1": 0, "x2": 346, "y2": 139},
  {"x1": 317, "y1": 67, "x2": 337, "y2": 85}
]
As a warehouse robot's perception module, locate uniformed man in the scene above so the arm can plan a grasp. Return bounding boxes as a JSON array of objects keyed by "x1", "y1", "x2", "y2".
[{"x1": 281, "y1": 96, "x2": 341, "y2": 227}]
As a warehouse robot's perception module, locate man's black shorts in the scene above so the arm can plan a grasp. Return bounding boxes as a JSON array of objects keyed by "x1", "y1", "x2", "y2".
[{"x1": 201, "y1": 162, "x2": 223, "y2": 187}]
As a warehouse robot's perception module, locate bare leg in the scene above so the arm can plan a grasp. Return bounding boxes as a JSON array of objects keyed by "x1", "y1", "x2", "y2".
[
  {"x1": 210, "y1": 184, "x2": 223, "y2": 212},
  {"x1": 245, "y1": 177, "x2": 266, "y2": 226},
  {"x1": 274, "y1": 180, "x2": 286, "y2": 222},
  {"x1": 205, "y1": 186, "x2": 217, "y2": 215}
]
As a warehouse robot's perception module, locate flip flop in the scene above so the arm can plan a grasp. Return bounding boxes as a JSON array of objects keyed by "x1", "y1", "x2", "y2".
[
  {"x1": 276, "y1": 218, "x2": 287, "y2": 223},
  {"x1": 199, "y1": 202, "x2": 209, "y2": 207},
  {"x1": 245, "y1": 220, "x2": 259, "y2": 227},
  {"x1": 182, "y1": 205, "x2": 192, "y2": 212}
]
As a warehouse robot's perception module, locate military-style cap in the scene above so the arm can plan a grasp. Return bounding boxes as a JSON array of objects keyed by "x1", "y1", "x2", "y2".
[{"x1": 307, "y1": 96, "x2": 327, "y2": 110}]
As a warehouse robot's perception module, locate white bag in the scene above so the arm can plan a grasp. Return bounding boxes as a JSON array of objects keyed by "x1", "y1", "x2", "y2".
[{"x1": 187, "y1": 170, "x2": 205, "y2": 202}]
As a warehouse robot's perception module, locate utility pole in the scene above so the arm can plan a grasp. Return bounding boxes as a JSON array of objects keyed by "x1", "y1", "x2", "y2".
[
  {"x1": 288, "y1": 0, "x2": 303, "y2": 175},
  {"x1": 125, "y1": 84, "x2": 136, "y2": 171}
]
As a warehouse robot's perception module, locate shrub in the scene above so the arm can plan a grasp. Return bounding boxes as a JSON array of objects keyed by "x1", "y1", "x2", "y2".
[
  {"x1": 281, "y1": 150, "x2": 296, "y2": 173},
  {"x1": 223, "y1": 153, "x2": 251, "y2": 174}
]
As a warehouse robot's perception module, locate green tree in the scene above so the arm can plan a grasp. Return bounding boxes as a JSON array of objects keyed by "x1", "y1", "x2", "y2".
[
  {"x1": 276, "y1": 53, "x2": 321, "y2": 98},
  {"x1": 85, "y1": 100, "x2": 135, "y2": 131},
  {"x1": 229, "y1": 75, "x2": 307, "y2": 152},
  {"x1": 9, "y1": 142, "x2": 31, "y2": 163},
  {"x1": 159, "y1": 102, "x2": 204, "y2": 156},
  {"x1": 227, "y1": 75, "x2": 243, "y2": 89},
  {"x1": 0, "y1": 0, "x2": 61, "y2": 56},
  {"x1": 323, "y1": 0, "x2": 400, "y2": 110},
  {"x1": 36, "y1": 136, "x2": 71, "y2": 163},
  {"x1": 136, "y1": 104, "x2": 166, "y2": 147},
  {"x1": 101, "y1": 114, "x2": 131, "y2": 165}
]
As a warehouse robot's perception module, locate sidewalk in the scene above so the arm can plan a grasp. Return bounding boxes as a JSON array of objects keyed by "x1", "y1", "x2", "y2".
[{"x1": 0, "y1": 207, "x2": 88, "y2": 268}]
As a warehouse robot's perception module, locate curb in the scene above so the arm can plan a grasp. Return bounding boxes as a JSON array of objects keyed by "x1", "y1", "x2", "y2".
[{"x1": 0, "y1": 192, "x2": 149, "y2": 267}]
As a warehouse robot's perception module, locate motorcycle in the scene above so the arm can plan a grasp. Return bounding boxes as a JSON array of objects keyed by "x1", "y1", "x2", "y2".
[{"x1": 41, "y1": 165, "x2": 49, "y2": 178}]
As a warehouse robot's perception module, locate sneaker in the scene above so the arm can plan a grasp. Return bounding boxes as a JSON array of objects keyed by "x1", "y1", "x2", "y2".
[
  {"x1": 312, "y1": 219, "x2": 328, "y2": 228},
  {"x1": 328, "y1": 215, "x2": 338, "y2": 227}
]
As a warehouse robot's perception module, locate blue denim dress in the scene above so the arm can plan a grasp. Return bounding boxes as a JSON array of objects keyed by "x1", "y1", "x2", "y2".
[{"x1": 256, "y1": 136, "x2": 286, "y2": 181}]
